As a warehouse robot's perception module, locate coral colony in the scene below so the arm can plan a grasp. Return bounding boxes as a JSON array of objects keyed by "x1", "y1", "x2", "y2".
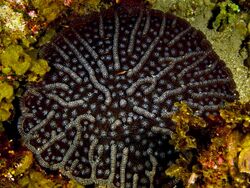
[{"x1": 18, "y1": 4, "x2": 237, "y2": 188}]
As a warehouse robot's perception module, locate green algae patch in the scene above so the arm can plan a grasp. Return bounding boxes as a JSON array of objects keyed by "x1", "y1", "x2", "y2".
[
  {"x1": 31, "y1": 0, "x2": 65, "y2": 23},
  {"x1": 0, "y1": 44, "x2": 50, "y2": 121},
  {"x1": 169, "y1": 102, "x2": 207, "y2": 152},
  {"x1": 220, "y1": 102, "x2": 250, "y2": 128},
  {"x1": 67, "y1": 179, "x2": 85, "y2": 188},
  {"x1": 212, "y1": 0, "x2": 240, "y2": 31},
  {"x1": 18, "y1": 170, "x2": 62, "y2": 188},
  {"x1": 28, "y1": 59, "x2": 50, "y2": 82},
  {"x1": 165, "y1": 152, "x2": 197, "y2": 187},
  {"x1": 0, "y1": 82, "x2": 13, "y2": 101},
  {"x1": 0, "y1": 101, "x2": 13, "y2": 121},
  {"x1": 238, "y1": 134, "x2": 250, "y2": 174},
  {"x1": 37, "y1": 29, "x2": 56, "y2": 47},
  {"x1": 70, "y1": 0, "x2": 111, "y2": 16},
  {"x1": 0, "y1": 82, "x2": 14, "y2": 121},
  {"x1": 0, "y1": 45, "x2": 31, "y2": 76}
]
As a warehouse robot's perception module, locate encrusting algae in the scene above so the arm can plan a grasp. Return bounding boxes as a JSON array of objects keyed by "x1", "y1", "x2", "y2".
[
  {"x1": 0, "y1": 81, "x2": 14, "y2": 121},
  {"x1": 0, "y1": 44, "x2": 50, "y2": 121},
  {"x1": 169, "y1": 102, "x2": 207, "y2": 152},
  {"x1": 0, "y1": 0, "x2": 249, "y2": 187},
  {"x1": 165, "y1": 102, "x2": 250, "y2": 187}
]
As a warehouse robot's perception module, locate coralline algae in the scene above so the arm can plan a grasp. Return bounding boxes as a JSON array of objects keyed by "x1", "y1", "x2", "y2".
[{"x1": 18, "y1": 4, "x2": 238, "y2": 188}]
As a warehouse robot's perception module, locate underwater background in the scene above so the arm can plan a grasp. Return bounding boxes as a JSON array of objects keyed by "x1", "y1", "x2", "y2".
[{"x1": 0, "y1": 0, "x2": 249, "y2": 187}]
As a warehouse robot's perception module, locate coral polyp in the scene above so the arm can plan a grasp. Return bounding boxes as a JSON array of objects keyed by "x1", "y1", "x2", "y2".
[{"x1": 18, "y1": 4, "x2": 238, "y2": 188}]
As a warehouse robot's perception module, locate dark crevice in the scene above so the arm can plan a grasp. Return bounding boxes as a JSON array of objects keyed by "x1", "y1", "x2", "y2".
[
  {"x1": 242, "y1": 35, "x2": 250, "y2": 70},
  {"x1": 207, "y1": 6, "x2": 221, "y2": 30}
]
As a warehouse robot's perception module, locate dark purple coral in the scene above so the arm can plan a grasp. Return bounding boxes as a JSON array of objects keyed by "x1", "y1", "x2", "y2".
[{"x1": 18, "y1": 5, "x2": 237, "y2": 188}]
